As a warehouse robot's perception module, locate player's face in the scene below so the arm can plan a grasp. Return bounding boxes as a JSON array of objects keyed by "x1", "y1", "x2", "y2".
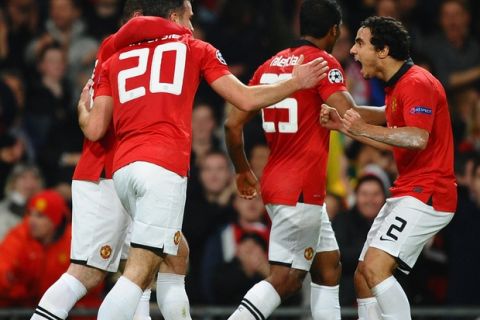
[
  {"x1": 350, "y1": 27, "x2": 379, "y2": 79},
  {"x1": 174, "y1": 1, "x2": 194, "y2": 32}
]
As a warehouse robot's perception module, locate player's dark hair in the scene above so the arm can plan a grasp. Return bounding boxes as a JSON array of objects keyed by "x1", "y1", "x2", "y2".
[
  {"x1": 140, "y1": 0, "x2": 187, "y2": 18},
  {"x1": 360, "y1": 16, "x2": 410, "y2": 61},
  {"x1": 300, "y1": 0, "x2": 342, "y2": 38},
  {"x1": 121, "y1": 0, "x2": 143, "y2": 24}
]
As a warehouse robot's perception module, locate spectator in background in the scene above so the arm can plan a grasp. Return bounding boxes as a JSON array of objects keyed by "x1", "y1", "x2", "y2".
[
  {"x1": 183, "y1": 151, "x2": 236, "y2": 304},
  {"x1": 25, "y1": 43, "x2": 71, "y2": 152},
  {"x1": 0, "y1": 189, "x2": 103, "y2": 308},
  {"x1": 0, "y1": 0, "x2": 38, "y2": 71},
  {"x1": 248, "y1": 144, "x2": 269, "y2": 180},
  {"x1": 0, "y1": 163, "x2": 43, "y2": 241},
  {"x1": 445, "y1": 157, "x2": 480, "y2": 307},
  {"x1": 190, "y1": 102, "x2": 221, "y2": 190},
  {"x1": 25, "y1": 0, "x2": 98, "y2": 102},
  {"x1": 422, "y1": 0, "x2": 480, "y2": 90},
  {"x1": 202, "y1": 194, "x2": 269, "y2": 303},
  {"x1": 332, "y1": 173, "x2": 387, "y2": 306},
  {"x1": 211, "y1": 233, "x2": 270, "y2": 306},
  {"x1": 84, "y1": 0, "x2": 121, "y2": 41}
]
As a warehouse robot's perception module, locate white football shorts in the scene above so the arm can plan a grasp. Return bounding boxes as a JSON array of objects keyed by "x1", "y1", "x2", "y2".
[
  {"x1": 266, "y1": 202, "x2": 339, "y2": 271},
  {"x1": 71, "y1": 179, "x2": 131, "y2": 272},
  {"x1": 113, "y1": 161, "x2": 187, "y2": 256},
  {"x1": 359, "y1": 196, "x2": 454, "y2": 274}
]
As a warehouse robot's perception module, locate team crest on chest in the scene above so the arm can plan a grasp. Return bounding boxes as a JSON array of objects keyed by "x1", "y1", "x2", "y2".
[
  {"x1": 391, "y1": 97, "x2": 397, "y2": 113},
  {"x1": 100, "y1": 245, "x2": 112, "y2": 259}
]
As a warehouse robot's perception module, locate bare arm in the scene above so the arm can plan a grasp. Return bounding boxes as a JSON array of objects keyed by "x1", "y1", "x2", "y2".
[
  {"x1": 320, "y1": 104, "x2": 392, "y2": 151},
  {"x1": 211, "y1": 56, "x2": 328, "y2": 112},
  {"x1": 77, "y1": 81, "x2": 113, "y2": 141},
  {"x1": 449, "y1": 66, "x2": 480, "y2": 89},
  {"x1": 224, "y1": 107, "x2": 261, "y2": 199},
  {"x1": 342, "y1": 109, "x2": 429, "y2": 150},
  {"x1": 325, "y1": 91, "x2": 386, "y2": 125}
]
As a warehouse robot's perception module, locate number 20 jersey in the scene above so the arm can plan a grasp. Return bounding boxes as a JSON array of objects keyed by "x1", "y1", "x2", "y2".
[
  {"x1": 97, "y1": 20, "x2": 230, "y2": 177},
  {"x1": 250, "y1": 40, "x2": 347, "y2": 206}
]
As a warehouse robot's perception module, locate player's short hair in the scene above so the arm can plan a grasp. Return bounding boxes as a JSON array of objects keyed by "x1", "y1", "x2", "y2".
[
  {"x1": 121, "y1": 0, "x2": 142, "y2": 24},
  {"x1": 360, "y1": 16, "x2": 410, "y2": 61},
  {"x1": 300, "y1": 0, "x2": 342, "y2": 38},
  {"x1": 140, "y1": 0, "x2": 188, "y2": 18}
]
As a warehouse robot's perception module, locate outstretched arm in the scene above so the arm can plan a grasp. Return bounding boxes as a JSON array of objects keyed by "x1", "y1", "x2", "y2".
[
  {"x1": 342, "y1": 109, "x2": 428, "y2": 150},
  {"x1": 77, "y1": 81, "x2": 113, "y2": 141},
  {"x1": 224, "y1": 107, "x2": 261, "y2": 199},
  {"x1": 320, "y1": 104, "x2": 393, "y2": 151},
  {"x1": 211, "y1": 55, "x2": 328, "y2": 112}
]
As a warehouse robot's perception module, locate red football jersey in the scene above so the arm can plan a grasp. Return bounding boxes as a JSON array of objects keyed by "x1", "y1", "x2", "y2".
[
  {"x1": 73, "y1": 36, "x2": 116, "y2": 180},
  {"x1": 251, "y1": 41, "x2": 347, "y2": 206},
  {"x1": 96, "y1": 18, "x2": 230, "y2": 176},
  {"x1": 385, "y1": 63, "x2": 457, "y2": 212}
]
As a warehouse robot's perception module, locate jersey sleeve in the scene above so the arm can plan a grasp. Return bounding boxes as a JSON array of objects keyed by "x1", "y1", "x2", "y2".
[
  {"x1": 399, "y1": 79, "x2": 436, "y2": 133},
  {"x1": 316, "y1": 55, "x2": 347, "y2": 101},
  {"x1": 95, "y1": 59, "x2": 113, "y2": 98},
  {"x1": 199, "y1": 41, "x2": 231, "y2": 84}
]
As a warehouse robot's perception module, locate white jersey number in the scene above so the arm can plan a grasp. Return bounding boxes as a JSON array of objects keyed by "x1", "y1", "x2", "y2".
[
  {"x1": 118, "y1": 42, "x2": 187, "y2": 103},
  {"x1": 260, "y1": 73, "x2": 298, "y2": 133}
]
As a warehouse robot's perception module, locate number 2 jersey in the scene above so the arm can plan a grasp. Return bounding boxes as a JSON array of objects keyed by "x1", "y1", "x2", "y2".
[
  {"x1": 250, "y1": 40, "x2": 347, "y2": 206},
  {"x1": 96, "y1": 17, "x2": 230, "y2": 177}
]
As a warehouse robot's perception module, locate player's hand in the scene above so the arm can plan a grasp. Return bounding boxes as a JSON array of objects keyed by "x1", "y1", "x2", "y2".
[
  {"x1": 342, "y1": 109, "x2": 366, "y2": 135},
  {"x1": 320, "y1": 104, "x2": 343, "y2": 130},
  {"x1": 77, "y1": 79, "x2": 93, "y2": 115},
  {"x1": 235, "y1": 170, "x2": 260, "y2": 200},
  {"x1": 292, "y1": 54, "x2": 329, "y2": 90}
]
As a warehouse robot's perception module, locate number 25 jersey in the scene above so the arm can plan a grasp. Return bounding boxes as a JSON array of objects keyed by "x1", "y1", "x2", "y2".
[
  {"x1": 96, "y1": 17, "x2": 230, "y2": 177},
  {"x1": 250, "y1": 40, "x2": 347, "y2": 206}
]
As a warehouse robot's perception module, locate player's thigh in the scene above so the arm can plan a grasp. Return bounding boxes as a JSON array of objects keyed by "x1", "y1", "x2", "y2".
[
  {"x1": 358, "y1": 200, "x2": 391, "y2": 263},
  {"x1": 266, "y1": 202, "x2": 322, "y2": 271},
  {"x1": 159, "y1": 233, "x2": 189, "y2": 275},
  {"x1": 368, "y1": 196, "x2": 454, "y2": 274},
  {"x1": 71, "y1": 179, "x2": 130, "y2": 272},
  {"x1": 115, "y1": 161, "x2": 188, "y2": 256}
]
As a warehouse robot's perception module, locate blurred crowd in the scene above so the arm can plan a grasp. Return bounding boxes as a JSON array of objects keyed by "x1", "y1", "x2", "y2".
[{"x1": 0, "y1": 0, "x2": 479, "y2": 314}]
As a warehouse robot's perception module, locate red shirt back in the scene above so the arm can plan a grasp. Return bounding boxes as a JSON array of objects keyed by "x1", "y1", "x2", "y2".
[
  {"x1": 73, "y1": 36, "x2": 116, "y2": 180},
  {"x1": 97, "y1": 18, "x2": 230, "y2": 176},
  {"x1": 385, "y1": 63, "x2": 457, "y2": 212},
  {"x1": 250, "y1": 41, "x2": 347, "y2": 206}
]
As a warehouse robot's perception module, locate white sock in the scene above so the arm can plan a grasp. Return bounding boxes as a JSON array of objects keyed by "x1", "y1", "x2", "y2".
[
  {"x1": 228, "y1": 280, "x2": 281, "y2": 320},
  {"x1": 31, "y1": 273, "x2": 87, "y2": 320},
  {"x1": 310, "y1": 283, "x2": 341, "y2": 320},
  {"x1": 98, "y1": 276, "x2": 143, "y2": 320},
  {"x1": 156, "y1": 273, "x2": 192, "y2": 320},
  {"x1": 372, "y1": 276, "x2": 411, "y2": 320},
  {"x1": 134, "y1": 289, "x2": 152, "y2": 320},
  {"x1": 357, "y1": 297, "x2": 382, "y2": 320}
]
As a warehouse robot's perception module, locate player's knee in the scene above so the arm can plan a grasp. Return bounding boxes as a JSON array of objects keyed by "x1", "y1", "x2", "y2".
[
  {"x1": 67, "y1": 263, "x2": 106, "y2": 290},
  {"x1": 269, "y1": 269, "x2": 306, "y2": 298},
  {"x1": 356, "y1": 260, "x2": 382, "y2": 289},
  {"x1": 310, "y1": 251, "x2": 341, "y2": 286}
]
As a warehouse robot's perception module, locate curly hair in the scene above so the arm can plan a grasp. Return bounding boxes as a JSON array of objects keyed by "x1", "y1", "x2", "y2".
[{"x1": 360, "y1": 16, "x2": 410, "y2": 61}]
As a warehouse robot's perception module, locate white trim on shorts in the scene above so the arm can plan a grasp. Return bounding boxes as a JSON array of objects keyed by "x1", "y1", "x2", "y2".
[
  {"x1": 266, "y1": 202, "x2": 339, "y2": 271},
  {"x1": 359, "y1": 196, "x2": 454, "y2": 274},
  {"x1": 113, "y1": 161, "x2": 187, "y2": 256},
  {"x1": 71, "y1": 179, "x2": 131, "y2": 272}
]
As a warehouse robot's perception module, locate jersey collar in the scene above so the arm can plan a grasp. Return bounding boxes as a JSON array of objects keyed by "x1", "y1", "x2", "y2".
[{"x1": 385, "y1": 58, "x2": 414, "y2": 88}]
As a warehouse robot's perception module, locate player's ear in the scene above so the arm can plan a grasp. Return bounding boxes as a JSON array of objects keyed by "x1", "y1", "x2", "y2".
[
  {"x1": 377, "y1": 45, "x2": 389, "y2": 59},
  {"x1": 168, "y1": 10, "x2": 179, "y2": 24}
]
